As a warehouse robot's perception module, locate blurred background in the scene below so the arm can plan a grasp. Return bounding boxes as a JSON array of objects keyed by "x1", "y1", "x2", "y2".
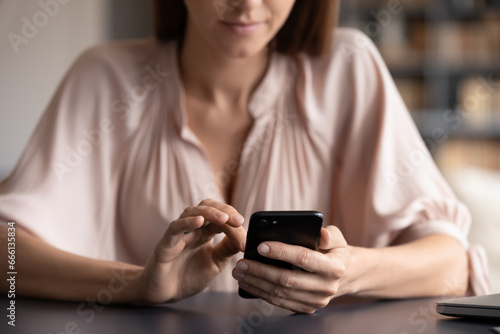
[
  {"x1": 0, "y1": 0, "x2": 499, "y2": 292},
  {"x1": 340, "y1": 0, "x2": 500, "y2": 293},
  {"x1": 0, "y1": 0, "x2": 152, "y2": 179}
]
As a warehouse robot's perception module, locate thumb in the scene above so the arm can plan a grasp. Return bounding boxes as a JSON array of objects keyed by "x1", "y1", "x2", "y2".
[
  {"x1": 212, "y1": 235, "x2": 241, "y2": 270},
  {"x1": 156, "y1": 216, "x2": 204, "y2": 263},
  {"x1": 318, "y1": 226, "x2": 347, "y2": 251}
]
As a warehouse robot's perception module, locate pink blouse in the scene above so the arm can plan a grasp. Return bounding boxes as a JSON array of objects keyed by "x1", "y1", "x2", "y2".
[{"x1": 0, "y1": 28, "x2": 489, "y2": 294}]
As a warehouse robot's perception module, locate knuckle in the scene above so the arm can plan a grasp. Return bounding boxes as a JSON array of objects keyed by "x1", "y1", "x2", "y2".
[
  {"x1": 272, "y1": 286, "x2": 288, "y2": 299},
  {"x1": 329, "y1": 260, "x2": 346, "y2": 278},
  {"x1": 278, "y1": 273, "x2": 295, "y2": 288},
  {"x1": 268, "y1": 295, "x2": 283, "y2": 307},
  {"x1": 276, "y1": 247, "x2": 287, "y2": 260},
  {"x1": 221, "y1": 203, "x2": 235, "y2": 214},
  {"x1": 318, "y1": 297, "x2": 331, "y2": 308},
  {"x1": 182, "y1": 206, "x2": 195, "y2": 216},
  {"x1": 199, "y1": 199, "x2": 212, "y2": 206},
  {"x1": 209, "y1": 206, "x2": 224, "y2": 217},
  {"x1": 325, "y1": 283, "x2": 338, "y2": 297},
  {"x1": 252, "y1": 266, "x2": 265, "y2": 278},
  {"x1": 336, "y1": 262, "x2": 346, "y2": 278},
  {"x1": 297, "y1": 249, "x2": 314, "y2": 267}
]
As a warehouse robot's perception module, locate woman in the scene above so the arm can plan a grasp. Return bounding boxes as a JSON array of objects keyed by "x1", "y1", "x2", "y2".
[{"x1": 0, "y1": 0, "x2": 489, "y2": 313}]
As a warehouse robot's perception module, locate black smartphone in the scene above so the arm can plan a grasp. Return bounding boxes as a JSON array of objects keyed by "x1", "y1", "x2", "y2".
[{"x1": 238, "y1": 210, "x2": 324, "y2": 299}]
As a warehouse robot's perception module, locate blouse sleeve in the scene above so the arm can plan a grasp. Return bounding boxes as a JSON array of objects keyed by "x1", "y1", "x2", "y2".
[
  {"x1": 330, "y1": 29, "x2": 490, "y2": 295},
  {"x1": 0, "y1": 45, "x2": 128, "y2": 260}
]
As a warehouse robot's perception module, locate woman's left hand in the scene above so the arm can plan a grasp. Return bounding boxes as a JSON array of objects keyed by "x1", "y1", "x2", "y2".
[{"x1": 232, "y1": 225, "x2": 350, "y2": 314}]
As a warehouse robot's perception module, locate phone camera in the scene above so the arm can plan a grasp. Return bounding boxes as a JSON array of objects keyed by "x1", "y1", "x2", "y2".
[{"x1": 258, "y1": 219, "x2": 268, "y2": 227}]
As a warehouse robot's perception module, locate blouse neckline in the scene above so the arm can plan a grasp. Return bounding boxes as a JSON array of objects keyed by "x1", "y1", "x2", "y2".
[{"x1": 162, "y1": 40, "x2": 289, "y2": 142}]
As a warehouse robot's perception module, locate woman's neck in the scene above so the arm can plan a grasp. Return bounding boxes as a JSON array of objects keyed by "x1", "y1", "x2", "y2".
[{"x1": 179, "y1": 24, "x2": 270, "y2": 109}]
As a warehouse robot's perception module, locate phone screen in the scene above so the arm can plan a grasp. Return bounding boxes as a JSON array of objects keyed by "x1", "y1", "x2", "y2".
[{"x1": 239, "y1": 211, "x2": 323, "y2": 298}]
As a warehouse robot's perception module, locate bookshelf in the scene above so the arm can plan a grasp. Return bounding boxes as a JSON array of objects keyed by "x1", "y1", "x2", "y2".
[{"x1": 339, "y1": 0, "x2": 500, "y2": 173}]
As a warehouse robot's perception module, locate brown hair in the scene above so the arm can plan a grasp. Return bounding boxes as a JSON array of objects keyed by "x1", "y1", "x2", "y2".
[{"x1": 153, "y1": 0, "x2": 340, "y2": 57}]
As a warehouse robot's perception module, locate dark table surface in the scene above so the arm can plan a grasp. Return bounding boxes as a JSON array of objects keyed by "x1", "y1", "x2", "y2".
[{"x1": 1, "y1": 293, "x2": 498, "y2": 334}]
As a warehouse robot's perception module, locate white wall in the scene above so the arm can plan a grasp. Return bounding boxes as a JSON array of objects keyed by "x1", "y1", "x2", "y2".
[{"x1": 0, "y1": 0, "x2": 109, "y2": 179}]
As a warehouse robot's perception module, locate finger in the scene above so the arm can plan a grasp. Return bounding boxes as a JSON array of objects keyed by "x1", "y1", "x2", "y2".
[
  {"x1": 180, "y1": 215, "x2": 246, "y2": 252},
  {"x1": 234, "y1": 271, "x2": 333, "y2": 310},
  {"x1": 167, "y1": 216, "x2": 205, "y2": 237},
  {"x1": 177, "y1": 217, "x2": 246, "y2": 252},
  {"x1": 237, "y1": 282, "x2": 320, "y2": 314},
  {"x1": 256, "y1": 242, "x2": 329, "y2": 274},
  {"x1": 318, "y1": 226, "x2": 347, "y2": 251},
  {"x1": 179, "y1": 205, "x2": 231, "y2": 226},
  {"x1": 201, "y1": 222, "x2": 246, "y2": 252},
  {"x1": 197, "y1": 199, "x2": 245, "y2": 226},
  {"x1": 232, "y1": 259, "x2": 329, "y2": 295},
  {"x1": 212, "y1": 235, "x2": 243, "y2": 269},
  {"x1": 155, "y1": 216, "x2": 204, "y2": 262},
  {"x1": 218, "y1": 224, "x2": 247, "y2": 252}
]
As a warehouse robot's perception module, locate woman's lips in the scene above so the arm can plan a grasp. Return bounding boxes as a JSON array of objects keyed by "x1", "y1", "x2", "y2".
[{"x1": 221, "y1": 21, "x2": 263, "y2": 35}]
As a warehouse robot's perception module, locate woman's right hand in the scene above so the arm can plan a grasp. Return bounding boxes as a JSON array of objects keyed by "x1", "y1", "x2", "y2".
[{"x1": 133, "y1": 199, "x2": 246, "y2": 304}]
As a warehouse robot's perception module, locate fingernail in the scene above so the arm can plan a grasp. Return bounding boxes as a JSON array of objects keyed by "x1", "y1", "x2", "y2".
[
  {"x1": 232, "y1": 214, "x2": 244, "y2": 224},
  {"x1": 216, "y1": 211, "x2": 229, "y2": 220},
  {"x1": 233, "y1": 270, "x2": 245, "y2": 280},
  {"x1": 236, "y1": 261, "x2": 248, "y2": 271},
  {"x1": 258, "y1": 243, "x2": 270, "y2": 254},
  {"x1": 239, "y1": 282, "x2": 249, "y2": 289}
]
